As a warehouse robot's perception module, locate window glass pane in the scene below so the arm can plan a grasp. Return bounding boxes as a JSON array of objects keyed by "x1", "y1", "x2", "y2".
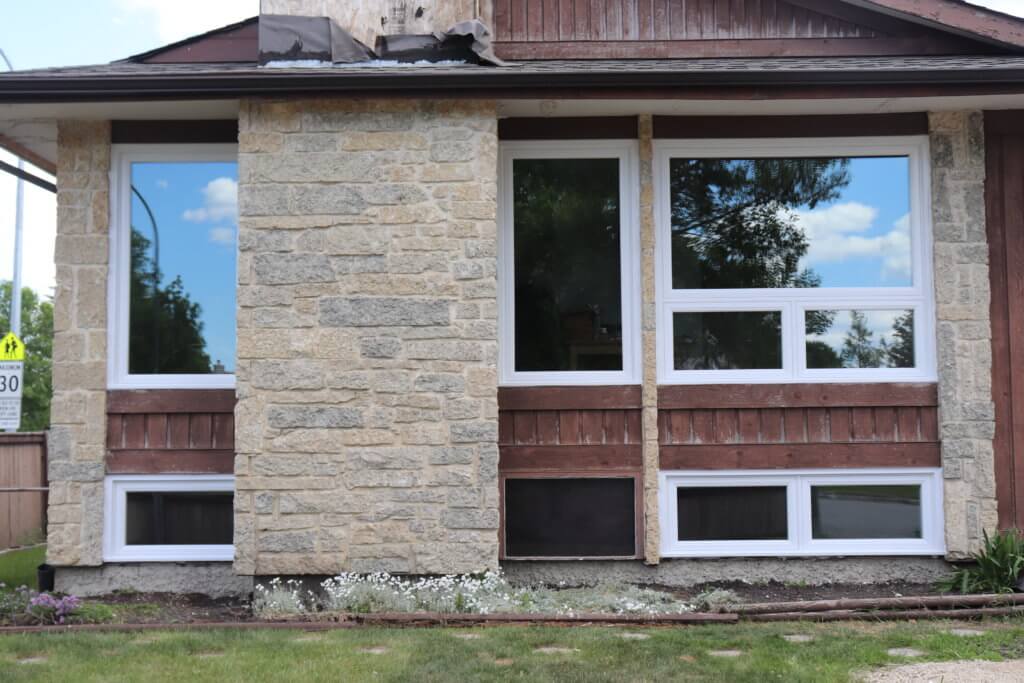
[
  {"x1": 811, "y1": 485, "x2": 922, "y2": 539},
  {"x1": 513, "y1": 158, "x2": 623, "y2": 372},
  {"x1": 126, "y1": 492, "x2": 233, "y2": 545},
  {"x1": 129, "y1": 161, "x2": 238, "y2": 375},
  {"x1": 505, "y1": 478, "x2": 635, "y2": 557},
  {"x1": 673, "y1": 311, "x2": 782, "y2": 370},
  {"x1": 669, "y1": 156, "x2": 911, "y2": 289},
  {"x1": 677, "y1": 486, "x2": 788, "y2": 541},
  {"x1": 805, "y1": 309, "x2": 915, "y2": 369}
]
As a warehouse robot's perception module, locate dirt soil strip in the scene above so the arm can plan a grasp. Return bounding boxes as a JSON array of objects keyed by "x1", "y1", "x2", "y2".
[
  {"x1": 0, "y1": 612, "x2": 737, "y2": 634},
  {"x1": 732, "y1": 593, "x2": 1024, "y2": 615},
  {"x1": 748, "y1": 606, "x2": 1024, "y2": 622}
]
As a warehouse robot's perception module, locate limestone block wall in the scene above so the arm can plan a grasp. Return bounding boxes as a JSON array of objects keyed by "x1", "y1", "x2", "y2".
[
  {"x1": 47, "y1": 121, "x2": 111, "y2": 567},
  {"x1": 929, "y1": 111, "x2": 999, "y2": 558},
  {"x1": 235, "y1": 98, "x2": 500, "y2": 576}
]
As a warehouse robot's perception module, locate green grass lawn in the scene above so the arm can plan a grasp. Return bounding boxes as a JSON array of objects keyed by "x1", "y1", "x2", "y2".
[
  {"x1": 2, "y1": 618, "x2": 1023, "y2": 682},
  {"x1": 0, "y1": 545, "x2": 44, "y2": 590}
]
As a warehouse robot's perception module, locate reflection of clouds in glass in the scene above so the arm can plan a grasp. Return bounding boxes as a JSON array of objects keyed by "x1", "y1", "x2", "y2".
[
  {"x1": 183, "y1": 177, "x2": 238, "y2": 224},
  {"x1": 807, "y1": 310, "x2": 904, "y2": 351},
  {"x1": 793, "y1": 202, "x2": 911, "y2": 282},
  {"x1": 208, "y1": 226, "x2": 236, "y2": 245},
  {"x1": 155, "y1": 179, "x2": 169, "y2": 189}
]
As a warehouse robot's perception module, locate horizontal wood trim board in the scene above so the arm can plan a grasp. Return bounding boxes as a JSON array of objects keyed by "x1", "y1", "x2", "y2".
[
  {"x1": 492, "y1": 37, "x2": 993, "y2": 60},
  {"x1": 498, "y1": 386, "x2": 642, "y2": 410},
  {"x1": 657, "y1": 383, "x2": 937, "y2": 409},
  {"x1": 111, "y1": 120, "x2": 239, "y2": 144},
  {"x1": 107, "y1": 389, "x2": 236, "y2": 414},
  {"x1": 653, "y1": 113, "x2": 929, "y2": 138},
  {"x1": 0, "y1": 433, "x2": 47, "y2": 445},
  {"x1": 500, "y1": 445, "x2": 643, "y2": 471},
  {"x1": 106, "y1": 449, "x2": 234, "y2": 474},
  {"x1": 498, "y1": 116, "x2": 639, "y2": 140},
  {"x1": 659, "y1": 442, "x2": 941, "y2": 469}
]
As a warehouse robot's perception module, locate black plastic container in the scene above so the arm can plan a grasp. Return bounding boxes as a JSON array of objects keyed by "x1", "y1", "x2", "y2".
[{"x1": 37, "y1": 563, "x2": 55, "y2": 592}]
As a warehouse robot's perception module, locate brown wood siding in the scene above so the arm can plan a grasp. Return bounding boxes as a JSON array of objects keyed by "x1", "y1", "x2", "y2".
[
  {"x1": 498, "y1": 116, "x2": 639, "y2": 140},
  {"x1": 493, "y1": 0, "x2": 876, "y2": 43},
  {"x1": 106, "y1": 390, "x2": 235, "y2": 474},
  {"x1": 653, "y1": 113, "x2": 929, "y2": 139},
  {"x1": 658, "y1": 383, "x2": 940, "y2": 470},
  {"x1": 986, "y1": 110, "x2": 1024, "y2": 530},
  {"x1": 491, "y1": 0, "x2": 990, "y2": 58}
]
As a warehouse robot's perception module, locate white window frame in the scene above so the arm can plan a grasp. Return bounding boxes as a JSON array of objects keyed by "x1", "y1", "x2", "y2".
[
  {"x1": 498, "y1": 140, "x2": 642, "y2": 386},
  {"x1": 103, "y1": 474, "x2": 235, "y2": 562},
  {"x1": 659, "y1": 468, "x2": 944, "y2": 558},
  {"x1": 654, "y1": 136, "x2": 936, "y2": 385},
  {"x1": 108, "y1": 143, "x2": 238, "y2": 390}
]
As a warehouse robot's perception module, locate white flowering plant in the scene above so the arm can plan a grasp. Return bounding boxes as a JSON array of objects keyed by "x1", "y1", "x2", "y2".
[{"x1": 252, "y1": 570, "x2": 696, "y2": 619}]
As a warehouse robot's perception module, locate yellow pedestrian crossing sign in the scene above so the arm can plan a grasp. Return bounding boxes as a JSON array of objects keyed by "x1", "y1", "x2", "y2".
[{"x1": 0, "y1": 333, "x2": 24, "y2": 361}]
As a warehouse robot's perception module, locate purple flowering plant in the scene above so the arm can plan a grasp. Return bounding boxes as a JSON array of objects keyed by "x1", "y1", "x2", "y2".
[{"x1": 0, "y1": 582, "x2": 82, "y2": 625}]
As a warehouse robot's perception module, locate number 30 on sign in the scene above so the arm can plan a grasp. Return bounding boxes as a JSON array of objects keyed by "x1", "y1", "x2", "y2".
[{"x1": 0, "y1": 332, "x2": 25, "y2": 431}]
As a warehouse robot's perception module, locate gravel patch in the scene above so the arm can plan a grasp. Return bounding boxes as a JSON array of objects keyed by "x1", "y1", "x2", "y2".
[
  {"x1": 886, "y1": 648, "x2": 925, "y2": 658},
  {"x1": 861, "y1": 660, "x2": 1024, "y2": 682}
]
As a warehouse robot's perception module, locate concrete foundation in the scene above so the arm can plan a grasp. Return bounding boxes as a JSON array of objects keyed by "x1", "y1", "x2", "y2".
[
  {"x1": 55, "y1": 564, "x2": 254, "y2": 599},
  {"x1": 501, "y1": 557, "x2": 953, "y2": 587}
]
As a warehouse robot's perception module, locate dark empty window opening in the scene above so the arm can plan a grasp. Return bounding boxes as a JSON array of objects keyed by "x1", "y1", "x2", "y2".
[
  {"x1": 126, "y1": 491, "x2": 234, "y2": 546},
  {"x1": 504, "y1": 478, "x2": 636, "y2": 557}
]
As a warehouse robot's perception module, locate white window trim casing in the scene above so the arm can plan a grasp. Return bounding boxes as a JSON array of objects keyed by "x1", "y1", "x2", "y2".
[
  {"x1": 659, "y1": 468, "x2": 945, "y2": 558},
  {"x1": 653, "y1": 136, "x2": 937, "y2": 385},
  {"x1": 103, "y1": 474, "x2": 235, "y2": 562},
  {"x1": 498, "y1": 140, "x2": 642, "y2": 386},
  {"x1": 107, "y1": 143, "x2": 238, "y2": 390}
]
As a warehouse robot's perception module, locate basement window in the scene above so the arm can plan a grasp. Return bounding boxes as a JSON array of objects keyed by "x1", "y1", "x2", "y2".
[
  {"x1": 503, "y1": 477, "x2": 638, "y2": 558},
  {"x1": 659, "y1": 469, "x2": 943, "y2": 557},
  {"x1": 104, "y1": 474, "x2": 234, "y2": 562},
  {"x1": 499, "y1": 141, "x2": 641, "y2": 386},
  {"x1": 108, "y1": 144, "x2": 239, "y2": 389},
  {"x1": 655, "y1": 137, "x2": 935, "y2": 385}
]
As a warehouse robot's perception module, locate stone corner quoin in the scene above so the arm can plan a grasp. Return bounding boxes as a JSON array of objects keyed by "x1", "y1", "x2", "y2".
[{"x1": 233, "y1": 98, "x2": 501, "y2": 576}]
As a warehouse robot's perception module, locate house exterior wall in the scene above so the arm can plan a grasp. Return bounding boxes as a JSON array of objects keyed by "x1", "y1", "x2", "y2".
[
  {"x1": 46, "y1": 120, "x2": 111, "y2": 567},
  {"x1": 234, "y1": 97, "x2": 500, "y2": 576},
  {"x1": 929, "y1": 111, "x2": 999, "y2": 558}
]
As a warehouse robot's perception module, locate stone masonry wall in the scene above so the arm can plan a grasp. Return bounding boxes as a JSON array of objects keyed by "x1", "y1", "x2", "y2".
[
  {"x1": 47, "y1": 121, "x2": 110, "y2": 566},
  {"x1": 929, "y1": 111, "x2": 999, "y2": 558},
  {"x1": 235, "y1": 98, "x2": 499, "y2": 576}
]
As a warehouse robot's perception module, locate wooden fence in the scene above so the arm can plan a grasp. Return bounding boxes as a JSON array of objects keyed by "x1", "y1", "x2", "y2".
[{"x1": 0, "y1": 433, "x2": 46, "y2": 549}]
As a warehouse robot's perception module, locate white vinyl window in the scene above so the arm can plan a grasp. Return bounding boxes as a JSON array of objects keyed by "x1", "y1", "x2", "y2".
[
  {"x1": 654, "y1": 137, "x2": 936, "y2": 384},
  {"x1": 659, "y1": 468, "x2": 944, "y2": 557},
  {"x1": 108, "y1": 144, "x2": 238, "y2": 389},
  {"x1": 498, "y1": 140, "x2": 641, "y2": 386},
  {"x1": 103, "y1": 474, "x2": 234, "y2": 562}
]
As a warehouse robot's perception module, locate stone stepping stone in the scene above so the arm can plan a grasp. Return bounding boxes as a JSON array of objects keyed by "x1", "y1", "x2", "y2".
[
  {"x1": 783, "y1": 635, "x2": 815, "y2": 643},
  {"x1": 493, "y1": 658, "x2": 514, "y2": 666},
  {"x1": 679, "y1": 655, "x2": 696, "y2": 663},
  {"x1": 359, "y1": 646, "x2": 389, "y2": 655},
  {"x1": 294, "y1": 634, "x2": 324, "y2": 642},
  {"x1": 194, "y1": 652, "x2": 225, "y2": 659},
  {"x1": 17, "y1": 657, "x2": 46, "y2": 665},
  {"x1": 887, "y1": 648, "x2": 925, "y2": 658},
  {"x1": 451, "y1": 633, "x2": 482, "y2": 640},
  {"x1": 949, "y1": 628, "x2": 986, "y2": 637},
  {"x1": 534, "y1": 646, "x2": 578, "y2": 654},
  {"x1": 618, "y1": 632, "x2": 651, "y2": 640},
  {"x1": 708, "y1": 649, "x2": 744, "y2": 658}
]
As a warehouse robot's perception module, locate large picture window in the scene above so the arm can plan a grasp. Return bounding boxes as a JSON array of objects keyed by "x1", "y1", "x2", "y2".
[
  {"x1": 655, "y1": 137, "x2": 935, "y2": 384},
  {"x1": 109, "y1": 144, "x2": 238, "y2": 389},
  {"x1": 659, "y1": 468, "x2": 943, "y2": 557},
  {"x1": 499, "y1": 141, "x2": 640, "y2": 386}
]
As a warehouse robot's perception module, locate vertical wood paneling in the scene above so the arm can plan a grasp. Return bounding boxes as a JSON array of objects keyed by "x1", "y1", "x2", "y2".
[
  {"x1": 806, "y1": 408, "x2": 830, "y2": 442},
  {"x1": 544, "y1": 0, "x2": 560, "y2": 40},
  {"x1": 513, "y1": 411, "x2": 538, "y2": 445},
  {"x1": 189, "y1": 413, "x2": 213, "y2": 449},
  {"x1": 580, "y1": 411, "x2": 606, "y2": 444},
  {"x1": 168, "y1": 414, "x2": 191, "y2": 449},
  {"x1": 897, "y1": 407, "x2": 920, "y2": 442},
  {"x1": 559, "y1": 411, "x2": 581, "y2": 444},
  {"x1": 761, "y1": 408, "x2": 784, "y2": 443},
  {"x1": 212, "y1": 413, "x2": 234, "y2": 450},
  {"x1": 559, "y1": 0, "x2": 576, "y2": 38},
  {"x1": 851, "y1": 407, "x2": 875, "y2": 442},
  {"x1": 146, "y1": 414, "x2": 168, "y2": 449},
  {"x1": 783, "y1": 408, "x2": 805, "y2": 443},
  {"x1": 123, "y1": 414, "x2": 146, "y2": 449},
  {"x1": 537, "y1": 412, "x2": 560, "y2": 445}
]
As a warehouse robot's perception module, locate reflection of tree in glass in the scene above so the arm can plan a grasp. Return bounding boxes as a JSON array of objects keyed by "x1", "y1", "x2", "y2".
[
  {"x1": 841, "y1": 310, "x2": 884, "y2": 368},
  {"x1": 885, "y1": 311, "x2": 915, "y2": 368},
  {"x1": 807, "y1": 310, "x2": 915, "y2": 369},
  {"x1": 129, "y1": 229, "x2": 212, "y2": 374},
  {"x1": 670, "y1": 157, "x2": 851, "y2": 367},
  {"x1": 513, "y1": 159, "x2": 622, "y2": 372}
]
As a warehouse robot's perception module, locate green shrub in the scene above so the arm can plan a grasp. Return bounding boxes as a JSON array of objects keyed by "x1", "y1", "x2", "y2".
[{"x1": 940, "y1": 528, "x2": 1024, "y2": 594}]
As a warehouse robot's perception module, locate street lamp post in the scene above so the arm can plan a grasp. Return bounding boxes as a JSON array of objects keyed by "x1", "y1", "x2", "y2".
[{"x1": 0, "y1": 48, "x2": 24, "y2": 339}]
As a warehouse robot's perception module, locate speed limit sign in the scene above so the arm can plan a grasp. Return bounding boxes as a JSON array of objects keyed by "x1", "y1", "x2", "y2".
[{"x1": 0, "y1": 332, "x2": 25, "y2": 431}]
